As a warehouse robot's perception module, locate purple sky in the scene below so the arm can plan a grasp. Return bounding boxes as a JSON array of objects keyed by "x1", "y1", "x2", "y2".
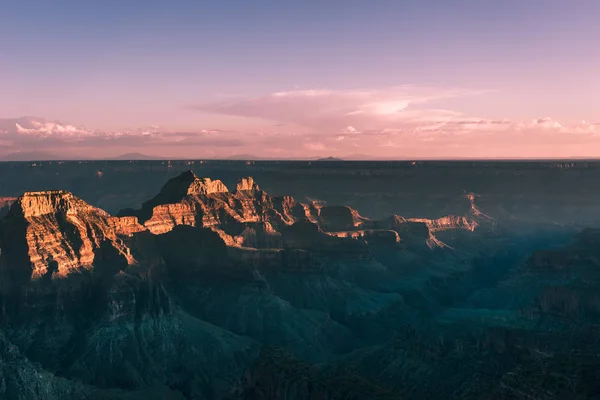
[{"x1": 1, "y1": 1, "x2": 599, "y2": 159}]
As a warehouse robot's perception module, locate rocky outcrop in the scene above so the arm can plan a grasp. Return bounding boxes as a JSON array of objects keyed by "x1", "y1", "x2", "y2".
[
  {"x1": 119, "y1": 171, "x2": 480, "y2": 253},
  {"x1": 188, "y1": 176, "x2": 229, "y2": 195},
  {"x1": 402, "y1": 215, "x2": 479, "y2": 249},
  {"x1": 0, "y1": 191, "x2": 139, "y2": 279},
  {"x1": 0, "y1": 171, "x2": 488, "y2": 284},
  {"x1": 408, "y1": 215, "x2": 478, "y2": 232},
  {"x1": 272, "y1": 196, "x2": 306, "y2": 225},
  {"x1": 128, "y1": 173, "x2": 280, "y2": 235},
  {"x1": 143, "y1": 202, "x2": 200, "y2": 235},
  {"x1": 366, "y1": 216, "x2": 429, "y2": 236},
  {"x1": 122, "y1": 170, "x2": 228, "y2": 224},
  {"x1": 0, "y1": 197, "x2": 16, "y2": 218},
  {"x1": 236, "y1": 176, "x2": 260, "y2": 192},
  {"x1": 109, "y1": 215, "x2": 147, "y2": 236},
  {"x1": 465, "y1": 192, "x2": 494, "y2": 220}
]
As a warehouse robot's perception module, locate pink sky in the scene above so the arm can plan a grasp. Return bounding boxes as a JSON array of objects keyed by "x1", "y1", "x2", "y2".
[{"x1": 1, "y1": 1, "x2": 599, "y2": 159}]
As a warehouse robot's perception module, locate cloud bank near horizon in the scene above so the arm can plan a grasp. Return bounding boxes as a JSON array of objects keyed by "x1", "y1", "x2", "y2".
[{"x1": 2, "y1": 85, "x2": 599, "y2": 159}]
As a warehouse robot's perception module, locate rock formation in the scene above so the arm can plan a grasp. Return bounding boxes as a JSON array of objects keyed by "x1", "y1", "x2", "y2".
[
  {"x1": 0, "y1": 190, "x2": 143, "y2": 279},
  {"x1": 236, "y1": 176, "x2": 260, "y2": 192},
  {"x1": 0, "y1": 171, "x2": 484, "y2": 282},
  {"x1": 114, "y1": 171, "x2": 479, "y2": 252}
]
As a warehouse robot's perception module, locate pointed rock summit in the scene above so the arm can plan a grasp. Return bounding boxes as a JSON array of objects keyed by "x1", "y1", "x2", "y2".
[
  {"x1": 153, "y1": 170, "x2": 229, "y2": 199},
  {"x1": 236, "y1": 177, "x2": 260, "y2": 192},
  {"x1": 188, "y1": 177, "x2": 229, "y2": 195},
  {"x1": 129, "y1": 171, "x2": 229, "y2": 223}
]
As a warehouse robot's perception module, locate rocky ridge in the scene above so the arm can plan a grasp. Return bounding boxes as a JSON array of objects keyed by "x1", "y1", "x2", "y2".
[
  {"x1": 0, "y1": 170, "x2": 489, "y2": 284},
  {"x1": 0, "y1": 170, "x2": 487, "y2": 286},
  {"x1": 118, "y1": 170, "x2": 482, "y2": 253}
]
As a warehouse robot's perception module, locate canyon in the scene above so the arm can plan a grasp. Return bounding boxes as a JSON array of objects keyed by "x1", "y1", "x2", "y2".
[{"x1": 0, "y1": 164, "x2": 598, "y2": 399}]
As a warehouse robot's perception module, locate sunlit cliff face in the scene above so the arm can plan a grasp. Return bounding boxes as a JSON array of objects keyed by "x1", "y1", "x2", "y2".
[{"x1": 4, "y1": 191, "x2": 141, "y2": 278}]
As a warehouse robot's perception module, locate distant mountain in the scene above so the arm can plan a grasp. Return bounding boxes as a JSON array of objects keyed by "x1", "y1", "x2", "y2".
[
  {"x1": 0, "y1": 151, "x2": 63, "y2": 161},
  {"x1": 316, "y1": 156, "x2": 344, "y2": 161},
  {"x1": 109, "y1": 153, "x2": 164, "y2": 160}
]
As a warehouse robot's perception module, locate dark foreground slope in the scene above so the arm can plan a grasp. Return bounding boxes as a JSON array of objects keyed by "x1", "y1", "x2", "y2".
[{"x1": 0, "y1": 170, "x2": 596, "y2": 399}]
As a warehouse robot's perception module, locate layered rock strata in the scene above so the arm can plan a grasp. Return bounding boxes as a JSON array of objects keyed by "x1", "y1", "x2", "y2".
[{"x1": 0, "y1": 191, "x2": 144, "y2": 279}]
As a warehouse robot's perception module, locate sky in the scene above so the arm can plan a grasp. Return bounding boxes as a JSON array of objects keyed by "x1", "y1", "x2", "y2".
[{"x1": 1, "y1": 0, "x2": 599, "y2": 159}]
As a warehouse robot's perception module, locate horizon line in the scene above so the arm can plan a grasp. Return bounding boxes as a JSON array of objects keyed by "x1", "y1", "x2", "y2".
[{"x1": 1, "y1": 157, "x2": 599, "y2": 163}]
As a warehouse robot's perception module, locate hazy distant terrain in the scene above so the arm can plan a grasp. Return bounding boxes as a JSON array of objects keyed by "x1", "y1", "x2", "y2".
[{"x1": 1, "y1": 160, "x2": 599, "y2": 223}]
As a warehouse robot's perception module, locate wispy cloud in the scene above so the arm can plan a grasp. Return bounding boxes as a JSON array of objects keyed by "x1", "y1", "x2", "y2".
[
  {"x1": 193, "y1": 85, "x2": 483, "y2": 132},
  {"x1": 192, "y1": 86, "x2": 599, "y2": 145},
  {"x1": 0, "y1": 117, "x2": 246, "y2": 157},
  {"x1": 1, "y1": 85, "x2": 599, "y2": 159},
  {"x1": 15, "y1": 120, "x2": 91, "y2": 137}
]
